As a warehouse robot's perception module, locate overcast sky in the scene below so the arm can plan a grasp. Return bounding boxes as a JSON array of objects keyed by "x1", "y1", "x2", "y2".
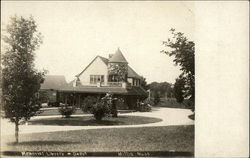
[{"x1": 1, "y1": 1, "x2": 194, "y2": 83}]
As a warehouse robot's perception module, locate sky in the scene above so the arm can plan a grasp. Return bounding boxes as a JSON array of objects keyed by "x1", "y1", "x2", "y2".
[{"x1": 1, "y1": 1, "x2": 194, "y2": 83}]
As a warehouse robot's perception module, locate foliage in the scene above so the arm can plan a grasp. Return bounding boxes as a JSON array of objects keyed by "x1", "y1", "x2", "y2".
[
  {"x1": 90, "y1": 102, "x2": 111, "y2": 121},
  {"x1": 58, "y1": 105, "x2": 76, "y2": 118},
  {"x1": 174, "y1": 76, "x2": 185, "y2": 103},
  {"x1": 80, "y1": 96, "x2": 98, "y2": 113},
  {"x1": 148, "y1": 82, "x2": 173, "y2": 97},
  {"x1": 1, "y1": 15, "x2": 44, "y2": 143},
  {"x1": 108, "y1": 63, "x2": 128, "y2": 82},
  {"x1": 140, "y1": 76, "x2": 148, "y2": 90},
  {"x1": 136, "y1": 100, "x2": 152, "y2": 112},
  {"x1": 153, "y1": 92, "x2": 160, "y2": 105},
  {"x1": 162, "y1": 28, "x2": 195, "y2": 110},
  {"x1": 38, "y1": 91, "x2": 50, "y2": 103},
  {"x1": 85, "y1": 93, "x2": 118, "y2": 120}
]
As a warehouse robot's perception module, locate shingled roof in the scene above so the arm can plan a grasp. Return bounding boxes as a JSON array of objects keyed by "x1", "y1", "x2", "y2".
[
  {"x1": 59, "y1": 85, "x2": 147, "y2": 96},
  {"x1": 40, "y1": 75, "x2": 68, "y2": 90},
  {"x1": 76, "y1": 49, "x2": 142, "y2": 79},
  {"x1": 109, "y1": 48, "x2": 128, "y2": 63},
  {"x1": 127, "y1": 66, "x2": 142, "y2": 79},
  {"x1": 99, "y1": 56, "x2": 142, "y2": 79}
]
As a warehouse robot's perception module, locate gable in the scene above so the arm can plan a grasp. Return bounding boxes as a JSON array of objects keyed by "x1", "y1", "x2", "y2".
[
  {"x1": 77, "y1": 56, "x2": 108, "y2": 85},
  {"x1": 76, "y1": 56, "x2": 108, "y2": 77}
]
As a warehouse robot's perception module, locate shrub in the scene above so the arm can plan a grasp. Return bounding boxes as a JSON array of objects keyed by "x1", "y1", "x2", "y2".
[
  {"x1": 58, "y1": 105, "x2": 76, "y2": 118},
  {"x1": 80, "y1": 96, "x2": 98, "y2": 113},
  {"x1": 90, "y1": 101, "x2": 111, "y2": 121},
  {"x1": 81, "y1": 93, "x2": 117, "y2": 120},
  {"x1": 136, "y1": 100, "x2": 152, "y2": 112}
]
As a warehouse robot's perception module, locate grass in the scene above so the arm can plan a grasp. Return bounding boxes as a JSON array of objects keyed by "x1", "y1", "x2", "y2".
[
  {"x1": 39, "y1": 108, "x2": 136, "y2": 116},
  {"x1": 28, "y1": 116, "x2": 162, "y2": 126},
  {"x1": 39, "y1": 108, "x2": 84, "y2": 116},
  {"x1": 2, "y1": 125, "x2": 194, "y2": 152}
]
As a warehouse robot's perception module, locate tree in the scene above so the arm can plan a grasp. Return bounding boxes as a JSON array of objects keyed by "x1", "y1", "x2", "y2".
[
  {"x1": 147, "y1": 82, "x2": 173, "y2": 99},
  {"x1": 108, "y1": 63, "x2": 128, "y2": 82},
  {"x1": 153, "y1": 92, "x2": 160, "y2": 105},
  {"x1": 80, "y1": 96, "x2": 99, "y2": 113},
  {"x1": 140, "y1": 76, "x2": 148, "y2": 90},
  {"x1": 1, "y1": 16, "x2": 44, "y2": 143},
  {"x1": 173, "y1": 76, "x2": 185, "y2": 103},
  {"x1": 162, "y1": 28, "x2": 195, "y2": 110}
]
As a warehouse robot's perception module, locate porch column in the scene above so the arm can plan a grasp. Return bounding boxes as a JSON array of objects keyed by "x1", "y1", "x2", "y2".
[
  {"x1": 78, "y1": 94, "x2": 81, "y2": 106},
  {"x1": 65, "y1": 93, "x2": 68, "y2": 105}
]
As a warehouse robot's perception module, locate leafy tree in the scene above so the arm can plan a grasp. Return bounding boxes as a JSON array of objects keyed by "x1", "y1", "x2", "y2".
[
  {"x1": 81, "y1": 96, "x2": 98, "y2": 113},
  {"x1": 162, "y1": 29, "x2": 195, "y2": 110},
  {"x1": 153, "y1": 92, "x2": 160, "y2": 105},
  {"x1": 1, "y1": 16, "x2": 44, "y2": 143},
  {"x1": 166, "y1": 84, "x2": 174, "y2": 99},
  {"x1": 173, "y1": 76, "x2": 185, "y2": 103},
  {"x1": 147, "y1": 82, "x2": 173, "y2": 99},
  {"x1": 140, "y1": 76, "x2": 148, "y2": 90},
  {"x1": 108, "y1": 63, "x2": 128, "y2": 82}
]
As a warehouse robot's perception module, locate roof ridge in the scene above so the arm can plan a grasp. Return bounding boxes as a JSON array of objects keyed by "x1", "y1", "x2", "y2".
[{"x1": 98, "y1": 55, "x2": 108, "y2": 60}]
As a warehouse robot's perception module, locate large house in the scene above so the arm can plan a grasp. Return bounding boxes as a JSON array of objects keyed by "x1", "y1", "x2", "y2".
[{"x1": 40, "y1": 48, "x2": 147, "y2": 109}]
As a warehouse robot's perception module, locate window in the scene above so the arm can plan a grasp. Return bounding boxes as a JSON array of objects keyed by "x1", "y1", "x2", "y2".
[
  {"x1": 108, "y1": 75, "x2": 119, "y2": 82},
  {"x1": 90, "y1": 75, "x2": 104, "y2": 84}
]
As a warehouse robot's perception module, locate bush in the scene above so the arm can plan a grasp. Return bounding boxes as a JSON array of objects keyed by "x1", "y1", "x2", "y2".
[
  {"x1": 90, "y1": 101, "x2": 111, "y2": 121},
  {"x1": 81, "y1": 93, "x2": 117, "y2": 120},
  {"x1": 136, "y1": 100, "x2": 152, "y2": 112},
  {"x1": 58, "y1": 105, "x2": 76, "y2": 118},
  {"x1": 81, "y1": 96, "x2": 98, "y2": 113}
]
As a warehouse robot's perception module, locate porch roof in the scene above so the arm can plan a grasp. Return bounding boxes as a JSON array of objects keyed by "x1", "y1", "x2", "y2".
[{"x1": 58, "y1": 85, "x2": 147, "y2": 96}]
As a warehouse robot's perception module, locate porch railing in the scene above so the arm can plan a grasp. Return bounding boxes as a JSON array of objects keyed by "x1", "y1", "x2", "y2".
[{"x1": 105, "y1": 82, "x2": 122, "y2": 87}]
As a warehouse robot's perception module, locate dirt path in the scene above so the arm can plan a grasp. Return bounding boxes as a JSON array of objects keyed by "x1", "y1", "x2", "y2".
[{"x1": 0, "y1": 107, "x2": 194, "y2": 136}]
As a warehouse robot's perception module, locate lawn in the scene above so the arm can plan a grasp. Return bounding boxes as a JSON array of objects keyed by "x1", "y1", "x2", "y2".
[
  {"x1": 2, "y1": 125, "x2": 194, "y2": 152},
  {"x1": 39, "y1": 108, "x2": 84, "y2": 116},
  {"x1": 39, "y1": 108, "x2": 136, "y2": 116},
  {"x1": 28, "y1": 115, "x2": 162, "y2": 126}
]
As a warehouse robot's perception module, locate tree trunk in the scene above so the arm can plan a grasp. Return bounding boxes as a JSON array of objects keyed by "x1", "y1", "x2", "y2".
[{"x1": 15, "y1": 120, "x2": 19, "y2": 143}]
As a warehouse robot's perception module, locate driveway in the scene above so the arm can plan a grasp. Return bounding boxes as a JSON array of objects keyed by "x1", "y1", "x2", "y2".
[{"x1": 0, "y1": 107, "x2": 194, "y2": 136}]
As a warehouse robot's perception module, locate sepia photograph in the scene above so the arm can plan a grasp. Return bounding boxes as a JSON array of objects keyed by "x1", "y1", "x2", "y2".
[{"x1": 0, "y1": 1, "x2": 248, "y2": 158}]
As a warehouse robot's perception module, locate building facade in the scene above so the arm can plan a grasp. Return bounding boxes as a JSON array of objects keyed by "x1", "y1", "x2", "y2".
[{"x1": 40, "y1": 48, "x2": 147, "y2": 109}]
